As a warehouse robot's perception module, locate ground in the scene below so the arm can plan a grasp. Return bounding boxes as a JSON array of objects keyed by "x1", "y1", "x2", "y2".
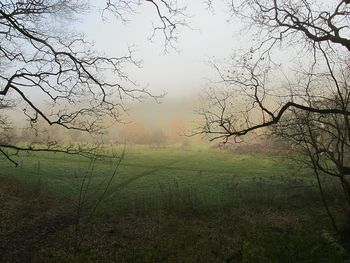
[{"x1": 0, "y1": 145, "x2": 348, "y2": 262}]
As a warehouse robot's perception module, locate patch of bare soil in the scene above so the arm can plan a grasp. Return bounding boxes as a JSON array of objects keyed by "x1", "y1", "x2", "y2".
[{"x1": 0, "y1": 177, "x2": 74, "y2": 263}]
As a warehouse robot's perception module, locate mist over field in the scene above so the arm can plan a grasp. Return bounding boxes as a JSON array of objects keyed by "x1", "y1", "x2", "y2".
[
  {"x1": 1, "y1": 1, "x2": 350, "y2": 262},
  {"x1": 6, "y1": 96, "x2": 203, "y2": 146}
]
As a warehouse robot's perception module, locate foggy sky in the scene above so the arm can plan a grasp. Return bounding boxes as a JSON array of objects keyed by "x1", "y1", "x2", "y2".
[{"x1": 78, "y1": 1, "x2": 244, "y2": 98}]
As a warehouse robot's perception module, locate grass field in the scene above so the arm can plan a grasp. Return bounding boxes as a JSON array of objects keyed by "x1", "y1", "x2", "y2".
[{"x1": 0, "y1": 145, "x2": 348, "y2": 262}]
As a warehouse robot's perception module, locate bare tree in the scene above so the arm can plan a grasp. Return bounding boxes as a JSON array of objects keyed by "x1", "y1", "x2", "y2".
[
  {"x1": 273, "y1": 94, "x2": 350, "y2": 233},
  {"x1": 197, "y1": 0, "x2": 350, "y2": 236},
  {"x1": 0, "y1": 0, "x2": 187, "y2": 165},
  {"x1": 198, "y1": 0, "x2": 350, "y2": 141}
]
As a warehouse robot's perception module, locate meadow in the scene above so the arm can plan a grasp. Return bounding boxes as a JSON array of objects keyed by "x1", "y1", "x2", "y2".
[{"x1": 0, "y1": 145, "x2": 348, "y2": 262}]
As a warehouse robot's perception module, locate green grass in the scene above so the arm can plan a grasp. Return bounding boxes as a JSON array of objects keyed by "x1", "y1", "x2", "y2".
[
  {"x1": 1, "y1": 145, "x2": 304, "y2": 193},
  {"x1": 0, "y1": 145, "x2": 348, "y2": 262},
  {"x1": 1, "y1": 145, "x2": 314, "y2": 213}
]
